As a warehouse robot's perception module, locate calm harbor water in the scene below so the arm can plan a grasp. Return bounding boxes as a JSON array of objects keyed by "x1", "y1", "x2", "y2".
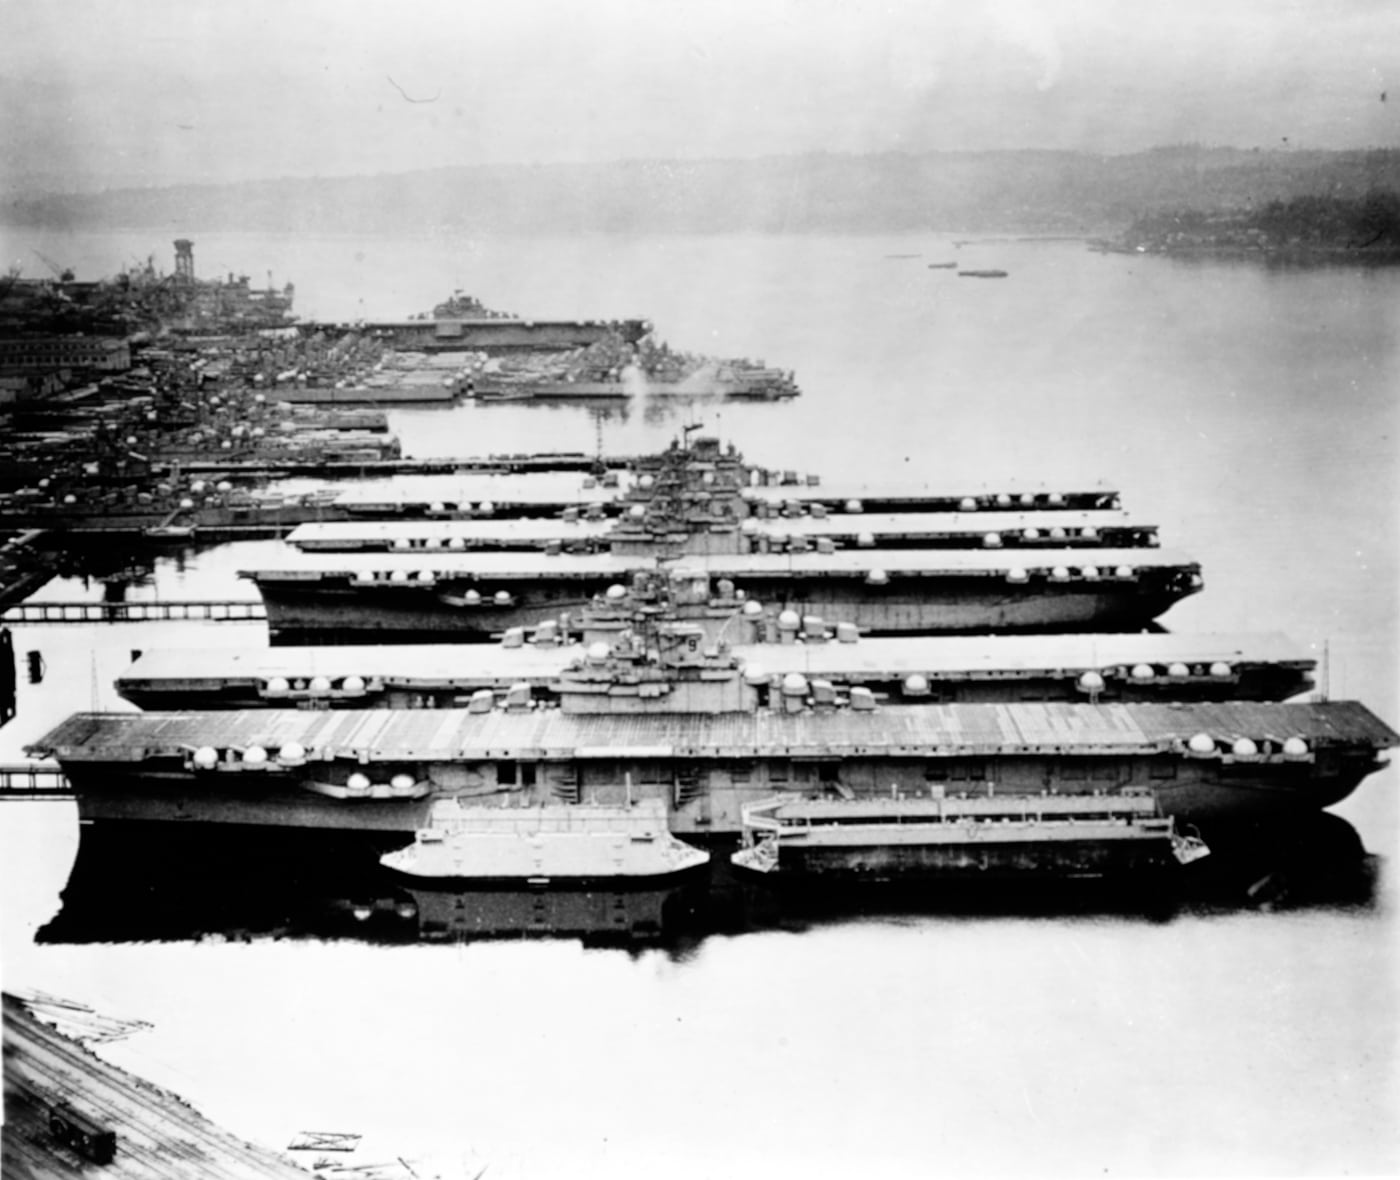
[{"x1": 1, "y1": 229, "x2": 1397, "y2": 1177}]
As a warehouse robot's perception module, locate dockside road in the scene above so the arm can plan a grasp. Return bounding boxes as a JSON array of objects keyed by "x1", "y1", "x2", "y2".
[{"x1": 2, "y1": 992, "x2": 311, "y2": 1179}]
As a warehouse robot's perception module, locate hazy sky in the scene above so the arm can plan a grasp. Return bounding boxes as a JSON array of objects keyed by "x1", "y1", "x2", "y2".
[{"x1": 2, "y1": 0, "x2": 1395, "y2": 192}]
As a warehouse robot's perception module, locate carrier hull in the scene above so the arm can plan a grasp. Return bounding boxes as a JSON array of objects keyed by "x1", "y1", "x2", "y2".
[
  {"x1": 37, "y1": 701, "x2": 1395, "y2": 842},
  {"x1": 59, "y1": 765, "x2": 1374, "y2": 832},
  {"x1": 115, "y1": 631, "x2": 1314, "y2": 711},
  {"x1": 254, "y1": 574, "x2": 1196, "y2": 644}
]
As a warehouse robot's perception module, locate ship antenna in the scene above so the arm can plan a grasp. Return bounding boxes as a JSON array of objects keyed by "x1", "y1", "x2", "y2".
[
  {"x1": 1321, "y1": 638, "x2": 1330, "y2": 701},
  {"x1": 590, "y1": 409, "x2": 606, "y2": 476},
  {"x1": 713, "y1": 602, "x2": 746, "y2": 649}
]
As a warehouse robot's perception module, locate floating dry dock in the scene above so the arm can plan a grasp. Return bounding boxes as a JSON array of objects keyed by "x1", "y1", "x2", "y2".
[
  {"x1": 116, "y1": 632, "x2": 1315, "y2": 710},
  {"x1": 242, "y1": 548, "x2": 1203, "y2": 642},
  {"x1": 30, "y1": 700, "x2": 1396, "y2": 837}
]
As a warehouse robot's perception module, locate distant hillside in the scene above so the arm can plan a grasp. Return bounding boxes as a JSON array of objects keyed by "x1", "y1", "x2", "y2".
[
  {"x1": 1119, "y1": 191, "x2": 1400, "y2": 259},
  {"x1": 6, "y1": 147, "x2": 1399, "y2": 236}
]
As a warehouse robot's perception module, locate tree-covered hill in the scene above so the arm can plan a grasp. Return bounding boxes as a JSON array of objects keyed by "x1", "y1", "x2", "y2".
[
  {"x1": 1119, "y1": 191, "x2": 1400, "y2": 257},
  {"x1": 6, "y1": 147, "x2": 1398, "y2": 237}
]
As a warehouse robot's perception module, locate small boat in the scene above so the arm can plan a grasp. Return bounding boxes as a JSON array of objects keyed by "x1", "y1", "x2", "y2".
[
  {"x1": 958, "y1": 269, "x2": 1009, "y2": 279},
  {"x1": 470, "y1": 386, "x2": 538, "y2": 402},
  {"x1": 1171, "y1": 828, "x2": 1212, "y2": 865},
  {"x1": 142, "y1": 524, "x2": 196, "y2": 541}
]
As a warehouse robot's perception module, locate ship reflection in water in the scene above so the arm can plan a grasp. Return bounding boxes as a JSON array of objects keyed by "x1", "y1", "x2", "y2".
[{"x1": 38, "y1": 812, "x2": 1379, "y2": 950}]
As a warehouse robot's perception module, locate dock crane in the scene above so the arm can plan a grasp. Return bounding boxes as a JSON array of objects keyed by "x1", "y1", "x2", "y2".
[{"x1": 31, "y1": 250, "x2": 75, "y2": 283}]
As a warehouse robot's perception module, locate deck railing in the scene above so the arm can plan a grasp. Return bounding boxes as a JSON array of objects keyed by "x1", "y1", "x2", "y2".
[
  {"x1": 0, "y1": 763, "x2": 71, "y2": 799},
  {"x1": 2, "y1": 601, "x2": 266, "y2": 624}
]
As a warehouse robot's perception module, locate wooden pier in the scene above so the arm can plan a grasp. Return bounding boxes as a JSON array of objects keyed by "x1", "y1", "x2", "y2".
[
  {"x1": 2, "y1": 600, "x2": 266, "y2": 625},
  {"x1": 180, "y1": 451, "x2": 613, "y2": 479}
]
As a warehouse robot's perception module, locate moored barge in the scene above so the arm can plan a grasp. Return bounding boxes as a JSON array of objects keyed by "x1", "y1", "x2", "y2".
[{"x1": 731, "y1": 791, "x2": 1196, "y2": 880}]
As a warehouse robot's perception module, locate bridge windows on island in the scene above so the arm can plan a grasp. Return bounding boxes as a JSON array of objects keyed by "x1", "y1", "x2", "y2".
[{"x1": 495, "y1": 761, "x2": 537, "y2": 789}]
